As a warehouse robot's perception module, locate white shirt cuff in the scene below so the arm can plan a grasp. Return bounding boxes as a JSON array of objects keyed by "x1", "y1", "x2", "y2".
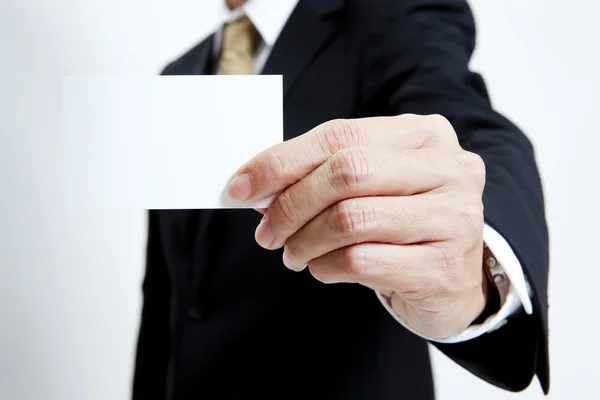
[{"x1": 376, "y1": 224, "x2": 533, "y2": 343}]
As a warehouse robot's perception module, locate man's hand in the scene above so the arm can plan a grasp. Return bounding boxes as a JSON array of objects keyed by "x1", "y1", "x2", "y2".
[{"x1": 228, "y1": 115, "x2": 489, "y2": 340}]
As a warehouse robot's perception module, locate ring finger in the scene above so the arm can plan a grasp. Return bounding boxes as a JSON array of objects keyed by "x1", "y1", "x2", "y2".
[{"x1": 282, "y1": 194, "x2": 448, "y2": 271}]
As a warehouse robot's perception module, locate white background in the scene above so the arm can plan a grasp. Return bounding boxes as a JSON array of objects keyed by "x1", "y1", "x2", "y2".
[{"x1": 1, "y1": 0, "x2": 599, "y2": 399}]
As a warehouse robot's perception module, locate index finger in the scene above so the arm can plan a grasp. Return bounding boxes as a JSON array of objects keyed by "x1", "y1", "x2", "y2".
[{"x1": 227, "y1": 115, "x2": 454, "y2": 202}]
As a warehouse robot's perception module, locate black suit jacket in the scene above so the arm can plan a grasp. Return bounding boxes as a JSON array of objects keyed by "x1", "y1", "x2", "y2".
[{"x1": 132, "y1": 1, "x2": 549, "y2": 399}]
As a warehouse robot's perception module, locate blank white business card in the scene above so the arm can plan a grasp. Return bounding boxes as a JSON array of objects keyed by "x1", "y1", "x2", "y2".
[{"x1": 63, "y1": 75, "x2": 283, "y2": 209}]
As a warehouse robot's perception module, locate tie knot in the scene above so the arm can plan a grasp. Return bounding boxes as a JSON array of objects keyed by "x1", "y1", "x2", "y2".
[{"x1": 218, "y1": 16, "x2": 261, "y2": 75}]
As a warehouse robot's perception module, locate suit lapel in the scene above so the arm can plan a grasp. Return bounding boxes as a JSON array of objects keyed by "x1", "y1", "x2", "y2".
[
  {"x1": 191, "y1": 34, "x2": 215, "y2": 75},
  {"x1": 261, "y1": 0, "x2": 344, "y2": 97},
  {"x1": 162, "y1": 34, "x2": 215, "y2": 76}
]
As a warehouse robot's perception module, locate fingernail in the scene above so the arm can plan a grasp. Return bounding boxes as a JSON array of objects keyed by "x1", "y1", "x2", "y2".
[
  {"x1": 255, "y1": 214, "x2": 276, "y2": 249},
  {"x1": 282, "y1": 248, "x2": 298, "y2": 270},
  {"x1": 282, "y1": 248, "x2": 308, "y2": 272},
  {"x1": 228, "y1": 173, "x2": 252, "y2": 200}
]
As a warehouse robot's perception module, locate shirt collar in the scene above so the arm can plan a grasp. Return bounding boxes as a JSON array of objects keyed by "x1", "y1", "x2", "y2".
[{"x1": 218, "y1": 0, "x2": 299, "y2": 47}]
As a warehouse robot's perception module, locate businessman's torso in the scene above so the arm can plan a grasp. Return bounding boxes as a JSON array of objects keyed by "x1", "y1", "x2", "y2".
[{"x1": 154, "y1": 1, "x2": 434, "y2": 399}]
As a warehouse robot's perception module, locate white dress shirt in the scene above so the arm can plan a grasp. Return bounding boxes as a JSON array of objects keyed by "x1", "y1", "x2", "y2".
[{"x1": 214, "y1": 0, "x2": 533, "y2": 343}]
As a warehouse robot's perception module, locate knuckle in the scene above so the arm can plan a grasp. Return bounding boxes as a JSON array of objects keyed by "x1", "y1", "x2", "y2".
[
  {"x1": 408, "y1": 113, "x2": 457, "y2": 147},
  {"x1": 341, "y1": 246, "x2": 369, "y2": 277},
  {"x1": 459, "y1": 201, "x2": 484, "y2": 227},
  {"x1": 428, "y1": 113, "x2": 452, "y2": 131},
  {"x1": 461, "y1": 200, "x2": 483, "y2": 226},
  {"x1": 416, "y1": 114, "x2": 438, "y2": 141},
  {"x1": 319, "y1": 119, "x2": 367, "y2": 154},
  {"x1": 449, "y1": 151, "x2": 486, "y2": 191},
  {"x1": 429, "y1": 114, "x2": 457, "y2": 143},
  {"x1": 457, "y1": 150, "x2": 484, "y2": 171},
  {"x1": 329, "y1": 147, "x2": 371, "y2": 190},
  {"x1": 330, "y1": 199, "x2": 371, "y2": 241},
  {"x1": 263, "y1": 151, "x2": 290, "y2": 184},
  {"x1": 453, "y1": 201, "x2": 484, "y2": 242},
  {"x1": 462, "y1": 151, "x2": 486, "y2": 186},
  {"x1": 273, "y1": 190, "x2": 302, "y2": 228}
]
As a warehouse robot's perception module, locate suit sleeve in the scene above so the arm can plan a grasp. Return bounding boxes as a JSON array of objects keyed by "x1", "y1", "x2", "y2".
[
  {"x1": 359, "y1": 0, "x2": 549, "y2": 393},
  {"x1": 132, "y1": 210, "x2": 172, "y2": 399}
]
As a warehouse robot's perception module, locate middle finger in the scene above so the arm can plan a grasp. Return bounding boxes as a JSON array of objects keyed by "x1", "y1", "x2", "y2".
[
  {"x1": 256, "y1": 147, "x2": 448, "y2": 249},
  {"x1": 282, "y1": 195, "x2": 448, "y2": 271}
]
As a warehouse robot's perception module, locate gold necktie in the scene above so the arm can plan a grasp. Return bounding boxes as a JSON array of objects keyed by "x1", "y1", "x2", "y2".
[{"x1": 217, "y1": 16, "x2": 260, "y2": 75}]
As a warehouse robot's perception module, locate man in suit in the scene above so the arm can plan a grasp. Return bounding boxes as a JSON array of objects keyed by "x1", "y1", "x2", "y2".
[{"x1": 133, "y1": 0, "x2": 549, "y2": 398}]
